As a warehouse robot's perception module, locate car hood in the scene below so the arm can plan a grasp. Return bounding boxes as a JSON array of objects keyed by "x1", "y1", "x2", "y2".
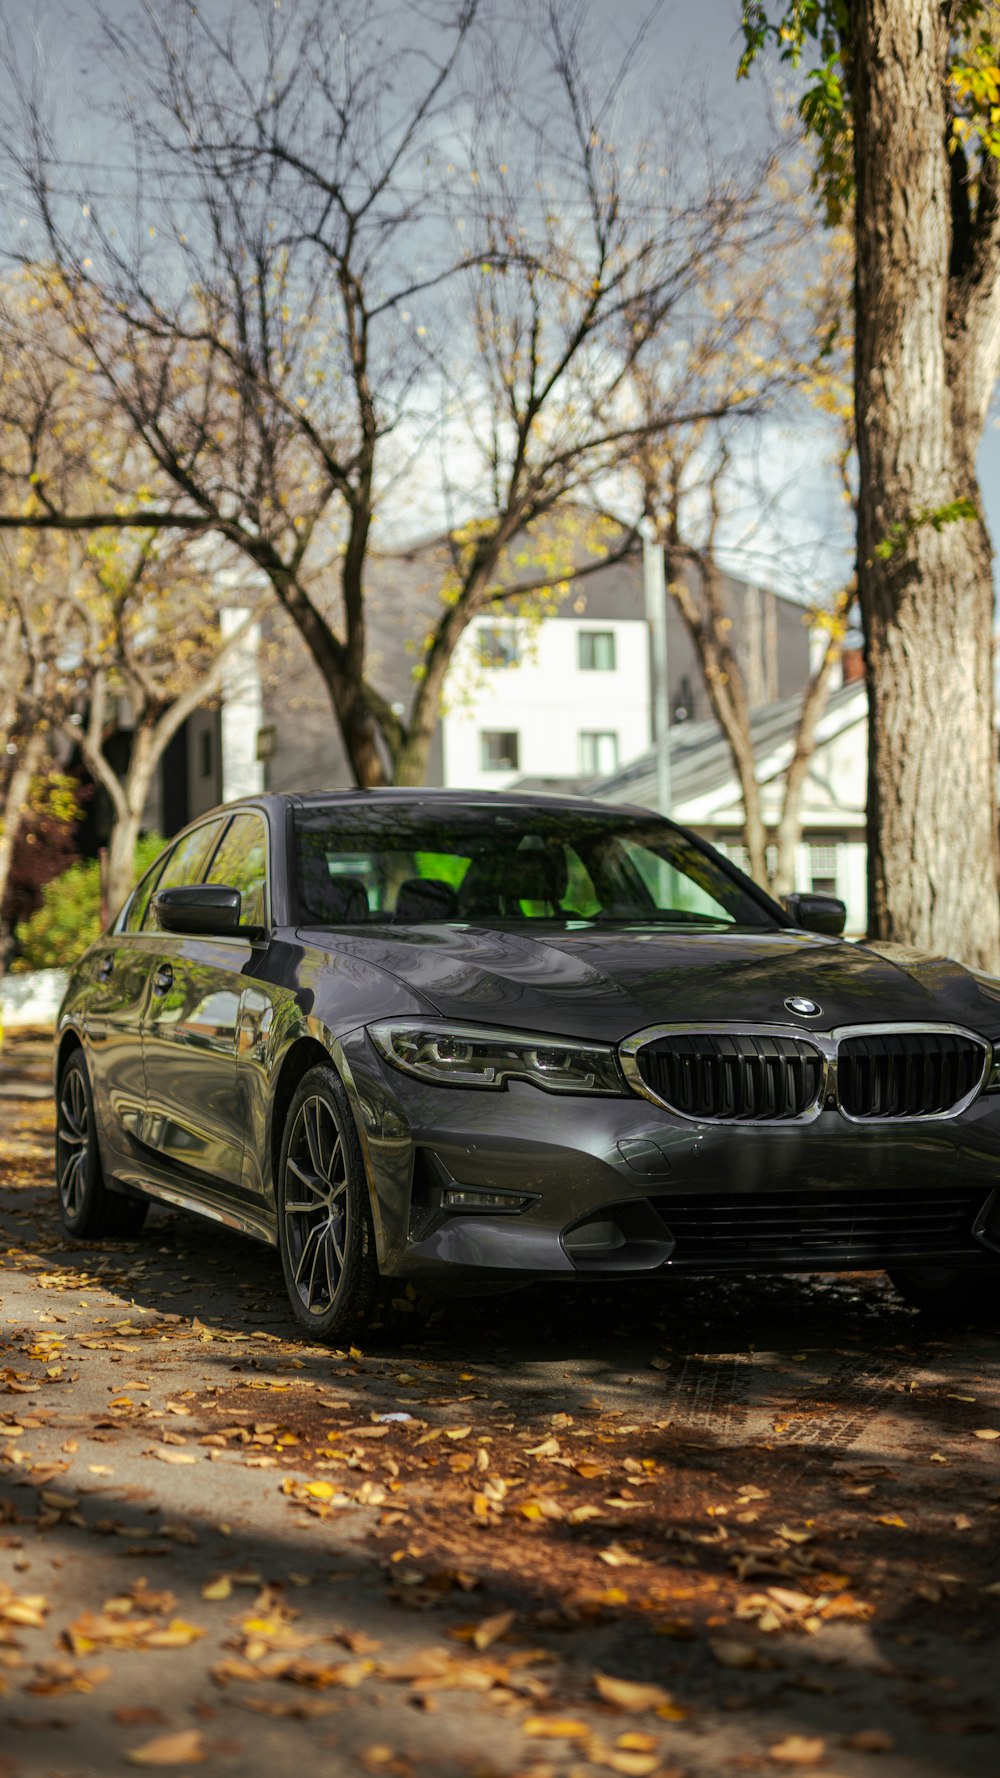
[{"x1": 304, "y1": 922, "x2": 1000, "y2": 1044}]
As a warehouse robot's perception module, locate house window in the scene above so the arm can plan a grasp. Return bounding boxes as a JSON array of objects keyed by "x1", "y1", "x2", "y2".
[
  {"x1": 579, "y1": 731, "x2": 618, "y2": 774},
  {"x1": 717, "y1": 836, "x2": 777, "y2": 881},
  {"x1": 480, "y1": 730, "x2": 520, "y2": 772},
  {"x1": 808, "y1": 840, "x2": 839, "y2": 896},
  {"x1": 477, "y1": 624, "x2": 520, "y2": 667},
  {"x1": 578, "y1": 630, "x2": 616, "y2": 671}
]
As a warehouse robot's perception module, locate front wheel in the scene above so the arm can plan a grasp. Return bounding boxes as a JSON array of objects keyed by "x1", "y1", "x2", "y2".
[
  {"x1": 887, "y1": 1264, "x2": 998, "y2": 1322},
  {"x1": 276, "y1": 1064, "x2": 389, "y2": 1343},
  {"x1": 56, "y1": 1050, "x2": 149, "y2": 1239}
]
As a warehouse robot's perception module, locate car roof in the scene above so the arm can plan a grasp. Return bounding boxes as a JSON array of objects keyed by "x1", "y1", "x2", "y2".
[
  {"x1": 160, "y1": 788, "x2": 662, "y2": 854},
  {"x1": 236, "y1": 786, "x2": 653, "y2": 819}
]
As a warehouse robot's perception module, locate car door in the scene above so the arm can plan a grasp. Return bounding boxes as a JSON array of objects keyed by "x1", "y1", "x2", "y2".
[
  {"x1": 137, "y1": 815, "x2": 252, "y2": 1192},
  {"x1": 84, "y1": 842, "x2": 174, "y2": 1159},
  {"x1": 198, "y1": 812, "x2": 278, "y2": 1203}
]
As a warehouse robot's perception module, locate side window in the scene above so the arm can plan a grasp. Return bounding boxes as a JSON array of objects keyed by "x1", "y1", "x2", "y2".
[
  {"x1": 121, "y1": 845, "x2": 173, "y2": 933},
  {"x1": 143, "y1": 819, "x2": 225, "y2": 932},
  {"x1": 205, "y1": 813, "x2": 269, "y2": 928}
]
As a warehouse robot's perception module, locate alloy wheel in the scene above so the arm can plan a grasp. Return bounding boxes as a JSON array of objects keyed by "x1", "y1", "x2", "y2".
[
  {"x1": 57, "y1": 1065, "x2": 89, "y2": 1220},
  {"x1": 283, "y1": 1094, "x2": 350, "y2": 1316}
]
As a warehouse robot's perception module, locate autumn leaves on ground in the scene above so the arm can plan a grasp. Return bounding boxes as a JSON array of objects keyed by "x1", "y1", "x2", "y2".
[{"x1": 2, "y1": 1039, "x2": 1000, "y2": 1778}]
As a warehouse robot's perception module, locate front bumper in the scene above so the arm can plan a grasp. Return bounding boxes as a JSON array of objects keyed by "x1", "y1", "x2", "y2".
[{"x1": 337, "y1": 1029, "x2": 1000, "y2": 1280}]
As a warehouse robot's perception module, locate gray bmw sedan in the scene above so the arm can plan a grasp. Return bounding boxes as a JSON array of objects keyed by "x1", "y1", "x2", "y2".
[{"x1": 55, "y1": 791, "x2": 1000, "y2": 1339}]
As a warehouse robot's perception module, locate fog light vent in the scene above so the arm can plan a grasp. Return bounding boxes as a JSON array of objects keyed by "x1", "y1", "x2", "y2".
[{"x1": 443, "y1": 1187, "x2": 530, "y2": 1213}]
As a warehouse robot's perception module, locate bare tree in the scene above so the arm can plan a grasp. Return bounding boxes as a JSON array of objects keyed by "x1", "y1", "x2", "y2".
[
  {"x1": 1, "y1": 0, "x2": 784, "y2": 790},
  {"x1": 9, "y1": 519, "x2": 265, "y2": 917},
  {"x1": 630, "y1": 196, "x2": 855, "y2": 893}
]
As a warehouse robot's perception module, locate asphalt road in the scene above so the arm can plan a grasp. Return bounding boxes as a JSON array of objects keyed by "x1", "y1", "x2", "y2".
[{"x1": 2, "y1": 1042, "x2": 1000, "y2": 1778}]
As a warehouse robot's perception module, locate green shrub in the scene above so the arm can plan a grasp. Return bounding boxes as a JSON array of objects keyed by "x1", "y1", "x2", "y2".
[{"x1": 12, "y1": 834, "x2": 166, "y2": 972}]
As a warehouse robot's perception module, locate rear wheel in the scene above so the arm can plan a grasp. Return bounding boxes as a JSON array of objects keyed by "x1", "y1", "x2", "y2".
[
  {"x1": 56, "y1": 1050, "x2": 149, "y2": 1239},
  {"x1": 276, "y1": 1064, "x2": 391, "y2": 1343},
  {"x1": 887, "y1": 1264, "x2": 998, "y2": 1321}
]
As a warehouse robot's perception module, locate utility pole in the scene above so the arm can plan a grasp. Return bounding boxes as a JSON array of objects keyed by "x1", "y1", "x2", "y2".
[{"x1": 640, "y1": 517, "x2": 671, "y2": 818}]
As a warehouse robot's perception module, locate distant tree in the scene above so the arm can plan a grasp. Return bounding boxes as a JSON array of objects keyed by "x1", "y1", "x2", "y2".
[
  {"x1": 740, "y1": 2, "x2": 1000, "y2": 969},
  {"x1": 13, "y1": 833, "x2": 164, "y2": 973},
  {"x1": 630, "y1": 206, "x2": 856, "y2": 892},
  {"x1": 47, "y1": 530, "x2": 265, "y2": 917},
  {"x1": 0, "y1": 541, "x2": 79, "y2": 967}
]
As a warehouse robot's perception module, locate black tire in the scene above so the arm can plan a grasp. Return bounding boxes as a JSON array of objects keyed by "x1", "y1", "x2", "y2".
[
  {"x1": 276, "y1": 1063, "x2": 391, "y2": 1343},
  {"x1": 56, "y1": 1050, "x2": 149, "y2": 1239},
  {"x1": 887, "y1": 1264, "x2": 998, "y2": 1322}
]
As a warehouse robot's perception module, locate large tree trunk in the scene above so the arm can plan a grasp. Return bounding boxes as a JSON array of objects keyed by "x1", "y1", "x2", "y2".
[{"x1": 853, "y1": 1, "x2": 1000, "y2": 969}]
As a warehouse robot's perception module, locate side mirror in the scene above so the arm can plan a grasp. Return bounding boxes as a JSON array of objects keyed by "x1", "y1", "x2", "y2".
[
  {"x1": 784, "y1": 891, "x2": 847, "y2": 937},
  {"x1": 154, "y1": 884, "x2": 244, "y2": 937}
]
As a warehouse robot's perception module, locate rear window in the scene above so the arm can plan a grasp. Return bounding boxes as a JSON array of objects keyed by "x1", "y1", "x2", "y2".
[{"x1": 293, "y1": 803, "x2": 771, "y2": 929}]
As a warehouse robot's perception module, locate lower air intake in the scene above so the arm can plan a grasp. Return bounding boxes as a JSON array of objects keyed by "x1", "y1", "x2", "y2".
[{"x1": 654, "y1": 1186, "x2": 987, "y2": 1265}]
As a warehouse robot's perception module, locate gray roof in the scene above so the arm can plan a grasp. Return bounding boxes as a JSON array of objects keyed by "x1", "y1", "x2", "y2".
[{"x1": 513, "y1": 679, "x2": 867, "y2": 812}]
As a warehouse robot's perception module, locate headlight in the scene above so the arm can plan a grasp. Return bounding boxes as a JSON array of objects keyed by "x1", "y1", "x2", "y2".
[
  {"x1": 367, "y1": 1021, "x2": 626, "y2": 1095},
  {"x1": 986, "y1": 1041, "x2": 1000, "y2": 1092}
]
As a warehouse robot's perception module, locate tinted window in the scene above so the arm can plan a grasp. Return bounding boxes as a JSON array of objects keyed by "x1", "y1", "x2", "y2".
[
  {"x1": 293, "y1": 804, "x2": 771, "y2": 929},
  {"x1": 205, "y1": 813, "x2": 269, "y2": 927},
  {"x1": 143, "y1": 819, "x2": 225, "y2": 932},
  {"x1": 121, "y1": 845, "x2": 173, "y2": 933}
]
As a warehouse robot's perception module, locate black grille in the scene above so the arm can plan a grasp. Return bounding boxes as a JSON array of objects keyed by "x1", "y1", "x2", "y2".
[
  {"x1": 634, "y1": 1032, "x2": 823, "y2": 1121},
  {"x1": 655, "y1": 1187, "x2": 987, "y2": 1264},
  {"x1": 837, "y1": 1031, "x2": 985, "y2": 1118}
]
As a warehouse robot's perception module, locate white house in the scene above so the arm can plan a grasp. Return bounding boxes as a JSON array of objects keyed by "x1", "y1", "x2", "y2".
[
  {"x1": 439, "y1": 549, "x2": 813, "y2": 796},
  {"x1": 440, "y1": 611, "x2": 653, "y2": 790}
]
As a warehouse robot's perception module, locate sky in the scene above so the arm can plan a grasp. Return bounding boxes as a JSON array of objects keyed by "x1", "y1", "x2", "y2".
[{"x1": 2, "y1": 0, "x2": 997, "y2": 599}]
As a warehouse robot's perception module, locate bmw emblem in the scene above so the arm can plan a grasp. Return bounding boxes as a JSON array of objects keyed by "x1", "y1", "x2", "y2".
[{"x1": 784, "y1": 996, "x2": 821, "y2": 1018}]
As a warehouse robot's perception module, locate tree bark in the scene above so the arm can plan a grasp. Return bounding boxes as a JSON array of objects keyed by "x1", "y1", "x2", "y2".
[
  {"x1": 853, "y1": 0, "x2": 1000, "y2": 968},
  {"x1": 666, "y1": 554, "x2": 770, "y2": 886}
]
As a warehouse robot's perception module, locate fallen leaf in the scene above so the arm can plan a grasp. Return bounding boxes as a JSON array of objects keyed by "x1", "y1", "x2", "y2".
[
  {"x1": 522, "y1": 1715, "x2": 590, "y2": 1739},
  {"x1": 525, "y1": 1436, "x2": 560, "y2": 1457},
  {"x1": 201, "y1": 1577, "x2": 233, "y2": 1602},
  {"x1": 587, "y1": 1742, "x2": 662, "y2": 1776},
  {"x1": 593, "y1": 1672, "x2": 672, "y2": 1712},
  {"x1": 598, "y1": 1543, "x2": 642, "y2": 1568},
  {"x1": 973, "y1": 1429, "x2": 1000, "y2": 1441},
  {"x1": 844, "y1": 1729, "x2": 893, "y2": 1752},
  {"x1": 471, "y1": 1610, "x2": 515, "y2": 1651},
  {"x1": 126, "y1": 1729, "x2": 206, "y2": 1766},
  {"x1": 709, "y1": 1637, "x2": 760, "y2": 1670},
  {"x1": 769, "y1": 1734, "x2": 826, "y2": 1766}
]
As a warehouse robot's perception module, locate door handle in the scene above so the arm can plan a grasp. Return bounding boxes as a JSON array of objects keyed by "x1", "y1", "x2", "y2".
[
  {"x1": 97, "y1": 953, "x2": 114, "y2": 981},
  {"x1": 152, "y1": 963, "x2": 174, "y2": 997}
]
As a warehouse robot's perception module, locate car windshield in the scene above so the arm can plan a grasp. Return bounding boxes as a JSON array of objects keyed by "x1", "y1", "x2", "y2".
[{"x1": 293, "y1": 802, "x2": 773, "y2": 929}]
